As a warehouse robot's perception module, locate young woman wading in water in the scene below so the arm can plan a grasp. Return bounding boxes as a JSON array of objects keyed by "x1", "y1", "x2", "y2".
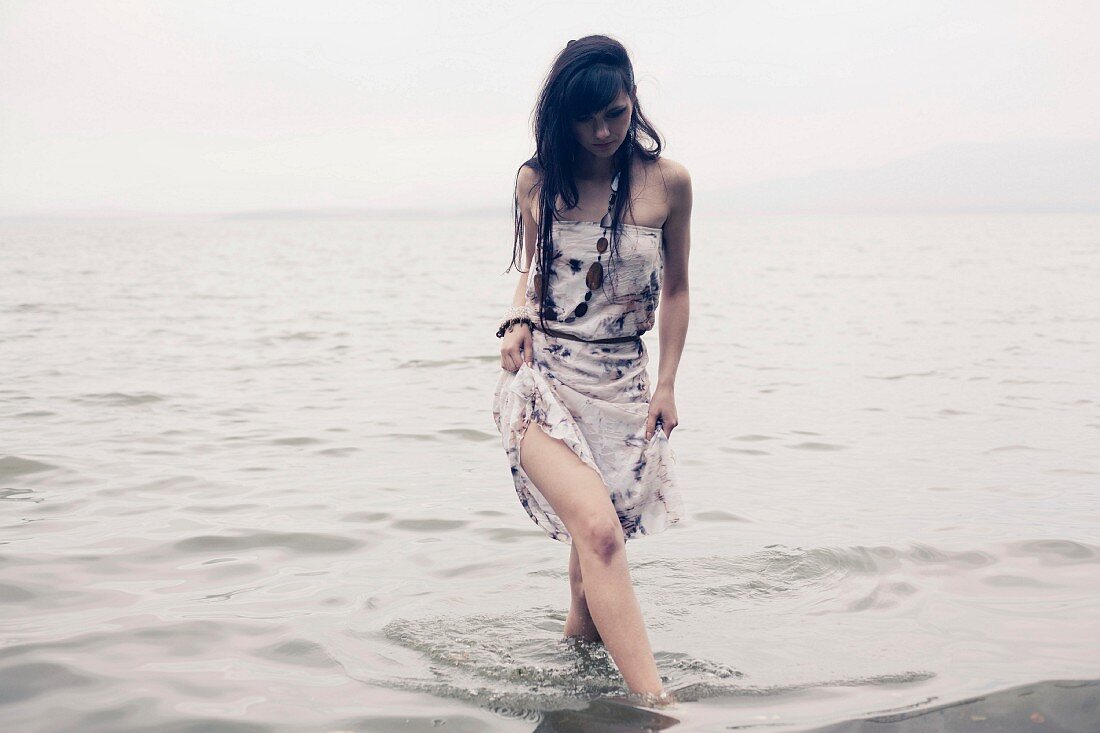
[{"x1": 491, "y1": 34, "x2": 691, "y2": 706}]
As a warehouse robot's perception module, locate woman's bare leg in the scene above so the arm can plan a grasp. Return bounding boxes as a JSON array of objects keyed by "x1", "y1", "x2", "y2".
[
  {"x1": 564, "y1": 541, "x2": 602, "y2": 642},
  {"x1": 520, "y1": 422, "x2": 664, "y2": 697}
]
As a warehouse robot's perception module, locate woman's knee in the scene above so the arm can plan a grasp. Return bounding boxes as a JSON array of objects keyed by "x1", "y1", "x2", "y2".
[
  {"x1": 568, "y1": 544, "x2": 586, "y2": 598},
  {"x1": 569, "y1": 571, "x2": 585, "y2": 599},
  {"x1": 573, "y1": 516, "x2": 626, "y2": 563}
]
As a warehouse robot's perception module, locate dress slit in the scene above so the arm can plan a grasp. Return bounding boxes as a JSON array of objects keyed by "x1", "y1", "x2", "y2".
[
  {"x1": 502, "y1": 360, "x2": 610, "y2": 544},
  {"x1": 492, "y1": 220, "x2": 685, "y2": 543}
]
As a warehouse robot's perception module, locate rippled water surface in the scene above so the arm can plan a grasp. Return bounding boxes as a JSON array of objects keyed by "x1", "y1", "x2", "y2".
[{"x1": 2, "y1": 213, "x2": 1098, "y2": 732}]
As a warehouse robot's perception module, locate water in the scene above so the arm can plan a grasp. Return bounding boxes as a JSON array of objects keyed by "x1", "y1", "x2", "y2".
[{"x1": 2, "y1": 213, "x2": 1098, "y2": 732}]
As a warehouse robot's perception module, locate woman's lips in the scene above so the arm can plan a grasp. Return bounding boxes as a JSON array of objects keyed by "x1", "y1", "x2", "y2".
[{"x1": 594, "y1": 140, "x2": 617, "y2": 148}]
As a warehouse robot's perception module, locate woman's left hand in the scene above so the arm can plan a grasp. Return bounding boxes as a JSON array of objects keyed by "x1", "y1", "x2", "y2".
[{"x1": 646, "y1": 384, "x2": 678, "y2": 440}]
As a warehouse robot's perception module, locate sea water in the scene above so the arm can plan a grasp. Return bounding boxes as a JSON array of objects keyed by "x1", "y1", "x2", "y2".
[{"x1": 1, "y1": 213, "x2": 1098, "y2": 731}]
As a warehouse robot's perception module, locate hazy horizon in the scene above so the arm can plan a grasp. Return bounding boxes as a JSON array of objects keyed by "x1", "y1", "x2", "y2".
[{"x1": 2, "y1": 1, "x2": 1098, "y2": 217}]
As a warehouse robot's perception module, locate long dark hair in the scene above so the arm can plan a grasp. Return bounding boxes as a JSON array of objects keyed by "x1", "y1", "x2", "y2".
[{"x1": 506, "y1": 34, "x2": 663, "y2": 333}]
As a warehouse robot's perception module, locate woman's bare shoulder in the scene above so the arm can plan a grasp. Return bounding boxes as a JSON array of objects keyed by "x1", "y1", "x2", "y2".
[
  {"x1": 653, "y1": 156, "x2": 692, "y2": 210},
  {"x1": 514, "y1": 160, "x2": 545, "y2": 214},
  {"x1": 653, "y1": 156, "x2": 691, "y2": 187},
  {"x1": 516, "y1": 160, "x2": 542, "y2": 195},
  {"x1": 650, "y1": 157, "x2": 692, "y2": 226}
]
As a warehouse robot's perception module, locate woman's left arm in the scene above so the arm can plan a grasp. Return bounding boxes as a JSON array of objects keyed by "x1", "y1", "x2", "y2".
[{"x1": 647, "y1": 161, "x2": 692, "y2": 440}]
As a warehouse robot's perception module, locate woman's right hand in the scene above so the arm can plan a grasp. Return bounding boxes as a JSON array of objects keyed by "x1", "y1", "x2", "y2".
[{"x1": 500, "y1": 321, "x2": 534, "y2": 372}]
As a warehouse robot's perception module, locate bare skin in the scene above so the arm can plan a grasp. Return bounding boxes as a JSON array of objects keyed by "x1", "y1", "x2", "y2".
[
  {"x1": 564, "y1": 541, "x2": 603, "y2": 642},
  {"x1": 520, "y1": 422, "x2": 665, "y2": 694},
  {"x1": 499, "y1": 87, "x2": 692, "y2": 705}
]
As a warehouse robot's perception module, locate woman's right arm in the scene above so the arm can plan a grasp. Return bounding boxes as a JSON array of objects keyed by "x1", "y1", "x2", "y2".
[{"x1": 500, "y1": 165, "x2": 539, "y2": 372}]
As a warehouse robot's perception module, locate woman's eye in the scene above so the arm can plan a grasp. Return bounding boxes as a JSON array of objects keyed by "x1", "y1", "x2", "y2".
[{"x1": 574, "y1": 107, "x2": 625, "y2": 123}]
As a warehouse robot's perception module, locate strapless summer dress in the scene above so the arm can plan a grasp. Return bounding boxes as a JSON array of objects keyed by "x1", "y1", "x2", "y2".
[{"x1": 491, "y1": 219, "x2": 685, "y2": 544}]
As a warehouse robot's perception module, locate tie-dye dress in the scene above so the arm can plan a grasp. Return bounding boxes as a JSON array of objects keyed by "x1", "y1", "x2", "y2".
[{"x1": 491, "y1": 219, "x2": 685, "y2": 544}]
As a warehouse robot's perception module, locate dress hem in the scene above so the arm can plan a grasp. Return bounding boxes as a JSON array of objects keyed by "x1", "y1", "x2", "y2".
[{"x1": 493, "y1": 360, "x2": 684, "y2": 545}]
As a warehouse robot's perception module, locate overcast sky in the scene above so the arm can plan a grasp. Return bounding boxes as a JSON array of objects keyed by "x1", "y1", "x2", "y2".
[{"x1": 0, "y1": 0, "x2": 1096, "y2": 216}]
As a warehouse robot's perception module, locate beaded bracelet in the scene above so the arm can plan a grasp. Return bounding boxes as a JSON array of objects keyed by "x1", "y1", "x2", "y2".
[
  {"x1": 496, "y1": 317, "x2": 533, "y2": 338},
  {"x1": 496, "y1": 305, "x2": 536, "y2": 338}
]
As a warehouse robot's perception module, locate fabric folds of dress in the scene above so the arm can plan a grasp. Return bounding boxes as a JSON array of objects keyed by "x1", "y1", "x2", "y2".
[{"x1": 491, "y1": 220, "x2": 685, "y2": 544}]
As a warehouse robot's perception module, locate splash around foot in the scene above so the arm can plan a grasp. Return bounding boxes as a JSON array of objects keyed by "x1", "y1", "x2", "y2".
[{"x1": 626, "y1": 688, "x2": 678, "y2": 709}]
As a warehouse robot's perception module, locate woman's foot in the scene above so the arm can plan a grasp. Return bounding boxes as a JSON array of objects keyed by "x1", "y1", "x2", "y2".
[{"x1": 636, "y1": 688, "x2": 676, "y2": 708}]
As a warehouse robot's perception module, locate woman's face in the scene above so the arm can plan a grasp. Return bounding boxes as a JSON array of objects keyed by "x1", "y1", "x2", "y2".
[{"x1": 570, "y1": 88, "x2": 633, "y2": 160}]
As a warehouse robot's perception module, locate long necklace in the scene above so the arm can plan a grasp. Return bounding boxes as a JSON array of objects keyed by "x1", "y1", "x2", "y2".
[{"x1": 561, "y1": 169, "x2": 619, "y2": 323}]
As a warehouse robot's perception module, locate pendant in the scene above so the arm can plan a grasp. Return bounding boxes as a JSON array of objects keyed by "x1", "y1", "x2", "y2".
[{"x1": 586, "y1": 261, "x2": 604, "y2": 290}]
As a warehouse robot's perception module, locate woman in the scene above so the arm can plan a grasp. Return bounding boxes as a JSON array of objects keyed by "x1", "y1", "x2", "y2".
[{"x1": 491, "y1": 35, "x2": 691, "y2": 706}]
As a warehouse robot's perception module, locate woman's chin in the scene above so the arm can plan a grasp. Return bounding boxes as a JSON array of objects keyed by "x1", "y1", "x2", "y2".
[{"x1": 588, "y1": 144, "x2": 620, "y2": 158}]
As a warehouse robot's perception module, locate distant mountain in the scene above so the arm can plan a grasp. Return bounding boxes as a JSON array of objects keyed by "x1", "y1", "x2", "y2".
[
  {"x1": 707, "y1": 139, "x2": 1100, "y2": 214},
  {"x1": 219, "y1": 206, "x2": 510, "y2": 220}
]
